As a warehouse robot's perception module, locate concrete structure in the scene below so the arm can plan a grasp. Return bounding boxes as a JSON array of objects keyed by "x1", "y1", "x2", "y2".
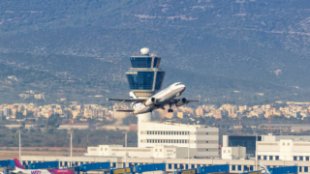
[
  {"x1": 85, "y1": 145, "x2": 192, "y2": 159},
  {"x1": 221, "y1": 146, "x2": 246, "y2": 160},
  {"x1": 126, "y1": 48, "x2": 165, "y2": 145},
  {"x1": 139, "y1": 121, "x2": 219, "y2": 159},
  {"x1": 257, "y1": 134, "x2": 310, "y2": 162}
]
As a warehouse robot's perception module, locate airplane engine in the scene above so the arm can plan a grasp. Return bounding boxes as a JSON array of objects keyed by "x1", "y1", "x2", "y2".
[
  {"x1": 145, "y1": 97, "x2": 158, "y2": 106},
  {"x1": 133, "y1": 103, "x2": 145, "y2": 110},
  {"x1": 151, "y1": 97, "x2": 158, "y2": 104},
  {"x1": 176, "y1": 97, "x2": 188, "y2": 106}
]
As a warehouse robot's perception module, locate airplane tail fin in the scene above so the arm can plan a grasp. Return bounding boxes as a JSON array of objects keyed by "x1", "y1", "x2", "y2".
[{"x1": 13, "y1": 158, "x2": 25, "y2": 169}]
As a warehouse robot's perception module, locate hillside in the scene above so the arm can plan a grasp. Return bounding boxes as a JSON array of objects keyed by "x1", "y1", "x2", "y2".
[{"x1": 0, "y1": 0, "x2": 309, "y2": 104}]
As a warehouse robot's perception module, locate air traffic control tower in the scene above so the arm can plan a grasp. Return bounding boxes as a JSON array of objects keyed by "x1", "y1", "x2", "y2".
[{"x1": 126, "y1": 47, "x2": 165, "y2": 122}]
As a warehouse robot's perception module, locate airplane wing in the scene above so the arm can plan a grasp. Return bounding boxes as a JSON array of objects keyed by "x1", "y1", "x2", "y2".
[
  {"x1": 115, "y1": 109, "x2": 134, "y2": 112},
  {"x1": 185, "y1": 99, "x2": 199, "y2": 103},
  {"x1": 108, "y1": 98, "x2": 146, "y2": 102},
  {"x1": 174, "y1": 98, "x2": 199, "y2": 104},
  {"x1": 169, "y1": 98, "x2": 199, "y2": 106}
]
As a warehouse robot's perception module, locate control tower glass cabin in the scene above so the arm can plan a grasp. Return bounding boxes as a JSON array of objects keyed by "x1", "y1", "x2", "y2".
[{"x1": 126, "y1": 48, "x2": 165, "y2": 99}]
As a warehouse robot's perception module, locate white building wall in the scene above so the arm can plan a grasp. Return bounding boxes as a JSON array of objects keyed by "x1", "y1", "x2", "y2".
[
  {"x1": 221, "y1": 147, "x2": 246, "y2": 160},
  {"x1": 138, "y1": 121, "x2": 219, "y2": 158},
  {"x1": 85, "y1": 145, "x2": 194, "y2": 159},
  {"x1": 257, "y1": 134, "x2": 310, "y2": 162},
  {"x1": 222, "y1": 135, "x2": 228, "y2": 147}
]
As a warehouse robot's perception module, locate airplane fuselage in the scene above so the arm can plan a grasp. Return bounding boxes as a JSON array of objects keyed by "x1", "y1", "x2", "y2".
[
  {"x1": 12, "y1": 168, "x2": 51, "y2": 174},
  {"x1": 134, "y1": 82, "x2": 186, "y2": 114},
  {"x1": 12, "y1": 167, "x2": 74, "y2": 174}
]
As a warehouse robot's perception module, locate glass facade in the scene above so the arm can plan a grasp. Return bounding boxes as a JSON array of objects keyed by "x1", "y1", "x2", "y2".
[
  {"x1": 127, "y1": 71, "x2": 154, "y2": 90},
  {"x1": 130, "y1": 57, "x2": 152, "y2": 68},
  {"x1": 228, "y1": 135, "x2": 261, "y2": 158},
  {"x1": 155, "y1": 71, "x2": 165, "y2": 90},
  {"x1": 127, "y1": 53, "x2": 165, "y2": 95},
  {"x1": 130, "y1": 56, "x2": 161, "y2": 68},
  {"x1": 153, "y1": 57, "x2": 160, "y2": 68},
  {"x1": 127, "y1": 71, "x2": 164, "y2": 90}
]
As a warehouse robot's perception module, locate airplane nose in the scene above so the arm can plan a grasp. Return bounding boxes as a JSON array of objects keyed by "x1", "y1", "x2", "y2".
[
  {"x1": 180, "y1": 85, "x2": 186, "y2": 91},
  {"x1": 181, "y1": 84, "x2": 186, "y2": 89}
]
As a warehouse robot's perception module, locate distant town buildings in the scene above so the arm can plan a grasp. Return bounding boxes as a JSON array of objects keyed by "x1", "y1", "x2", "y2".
[
  {"x1": 0, "y1": 101, "x2": 309, "y2": 122},
  {"x1": 0, "y1": 103, "x2": 112, "y2": 121}
]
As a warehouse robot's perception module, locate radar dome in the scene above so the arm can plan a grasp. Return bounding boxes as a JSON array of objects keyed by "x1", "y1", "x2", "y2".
[{"x1": 140, "y1": 47, "x2": 150, "y2": 55}]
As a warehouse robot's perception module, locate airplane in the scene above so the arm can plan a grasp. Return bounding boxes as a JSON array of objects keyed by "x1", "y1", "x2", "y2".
[
  {"x1": 109, "y1": 82, "x2": 198, "y2": 114},
  {"x1": 11, "y1": 159, "x2": 74, "y2": 174}
]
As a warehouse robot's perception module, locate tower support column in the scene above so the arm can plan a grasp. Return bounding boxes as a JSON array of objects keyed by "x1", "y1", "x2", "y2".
[{"x1": 137, "y1": 112, "x2": 151, "y2": 147}]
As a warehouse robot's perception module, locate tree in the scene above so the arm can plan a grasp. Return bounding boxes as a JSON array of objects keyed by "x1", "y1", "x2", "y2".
[{"x1": 47, "y1": 113, "x2": 61, "y2": 129}]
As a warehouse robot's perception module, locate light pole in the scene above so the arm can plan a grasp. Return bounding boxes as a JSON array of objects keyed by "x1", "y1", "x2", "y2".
[
  {"x1": 68, "y1": 129, "x2": 73, "y2": 167},
  {"x1": 18, "y1": 129, "x2": 21, "y2": 160},
  {"x1": 125, "y1": 131, "x2": 128, "y2": 168},
  {"x1": 187, "y1": 130, "x2": 190, "y2": 169}
]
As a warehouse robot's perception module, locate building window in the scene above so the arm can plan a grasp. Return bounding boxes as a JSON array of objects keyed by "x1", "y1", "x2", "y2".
[
  {"x1": 275, "y1": 156, "x2": 279, "y2": 160},
  {"x1": 174, "y1": 164, "x2": 178, "y2": 169},
  {"x1": 130, "y1": 57, "x2": 152, "y2": 68},
  {"x1": 306, "y1": 156, "x2": 309, "y2": 161},
  {"x1": 232, "y1": 165, "x2": 236, "y2": 171},
  {"x1": 305, "y1": 167, "x2": 308, "y2": 173},
  {"x1": 299, "y1": 156, "x2": 303, "y2": 161},
  {"x1": 168, "y1": 164, "x2": 172, "y2": 169},
  {"x1": 250, "y1": 165, "x2": 254, "y2": 171},
  {"x1": 293, "y1": 156, "x2": 297, "y2": 161},
  {"x1": 269, "y1": 156, "x2": 273, "y2": 160},
  {"x1": 258, "y1": 155, "x2": 261, "y2": 160},
  {"x1": 238, "y1": 165, "x2": 242, "y2": 171},
  {"x1": 127, "y1": 72, "x2": 155, "y2": 90},
  {"x1": 263, "y1": 156, "x2": 267, "y2": 160}
]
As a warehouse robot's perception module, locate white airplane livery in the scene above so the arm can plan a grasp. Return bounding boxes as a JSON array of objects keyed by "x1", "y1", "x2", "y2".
[
  {"x1": 109, "y1": 82, "x2": 198, "y2": 114},
  {"x1": 11, "y1": 159, "x2": 74, "y2": 174}
]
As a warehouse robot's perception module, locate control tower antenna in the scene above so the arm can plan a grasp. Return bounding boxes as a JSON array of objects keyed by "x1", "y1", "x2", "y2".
[{"x1": 126, "y1": 47, "x2": 165, "y2": 147}]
